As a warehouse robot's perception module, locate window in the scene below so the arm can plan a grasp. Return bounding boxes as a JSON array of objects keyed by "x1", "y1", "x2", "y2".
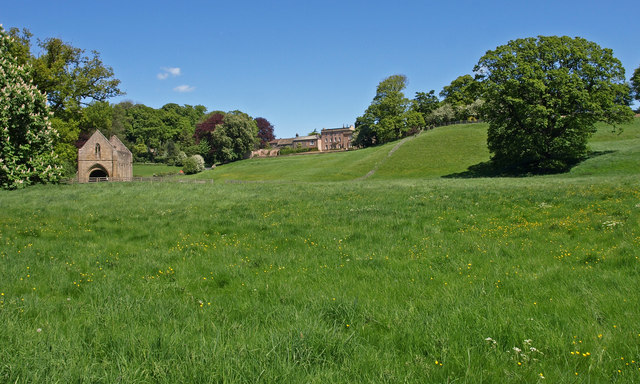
[
  {"x1": 310, "y1": 141, "x2": 315, "y2": 146},
  {"x1": 95, "y1": 143, "x2": 101, "y2": 158}
]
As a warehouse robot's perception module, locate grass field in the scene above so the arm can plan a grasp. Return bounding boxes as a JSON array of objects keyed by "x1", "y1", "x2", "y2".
[
  {"x1": 194, "y1": 142, "x2": 394, "y2": 182},
  {"x1": 133, "y1": 163, "x2": 183, "y2": 177},
  {"x1": 1, "y1": 119, "x2": 639, "y2": 382},
  {"x1": 196, "y1": 118, "x2": 640, "y2": 182}
]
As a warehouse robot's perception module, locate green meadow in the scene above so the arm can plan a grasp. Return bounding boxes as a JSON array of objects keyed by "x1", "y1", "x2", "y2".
[
  {"x1": 132, "y1": 163, "x2": 183, "y2": 178},
  {"x1": 190, "y1": 124, "x2": 491, "y2": 183},
  {"x1": 1, "y1": 119, "x2": 639, "y2": 383}
]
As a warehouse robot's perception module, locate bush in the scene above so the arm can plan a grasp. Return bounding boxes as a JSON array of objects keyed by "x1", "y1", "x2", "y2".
[
  {"x1": 173, "y1": 151, "x2": 187, "y2": 166},
  {"x1": 279, "y1": 147, "x2": 318, "y2": 156},
  {"x1": 182, "y1": 155, "x2": 205, "y2": 174}
]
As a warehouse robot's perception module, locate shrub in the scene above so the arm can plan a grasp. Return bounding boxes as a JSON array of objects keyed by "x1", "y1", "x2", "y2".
[
  {"x1": 174, "y1": 151, "x2": 187, "y2": 166},
  {"x1": 279, "y1": 147, "x2": 318, "y2": 156},
  {"x1": 182, "y1": 154, "x2": 205, "y2": 174}
]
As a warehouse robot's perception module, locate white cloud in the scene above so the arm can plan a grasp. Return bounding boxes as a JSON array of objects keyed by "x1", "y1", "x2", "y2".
[
  {"x1": 173, "y1": 85, "x2": 195, "y2": 93},
  {"x1": 165, "y1": 67, "x2": 181, "y2": 76},
  {"x1": 157, "y1": 67, "x2": 181, "y2": 80}
]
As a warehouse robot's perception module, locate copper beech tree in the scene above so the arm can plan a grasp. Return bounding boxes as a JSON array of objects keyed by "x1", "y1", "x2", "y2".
[{"x1": 254, "y1": 117, "x2": 275, "y2": 148}]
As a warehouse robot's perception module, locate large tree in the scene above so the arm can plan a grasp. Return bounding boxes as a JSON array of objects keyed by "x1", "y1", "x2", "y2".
[
  {"x1": 412, "y1": 90, "x2": 440, "y2": 126},
  {"x1": 7, "y1": 27, "x2": 124, "y2": 117},
  {"x1": 254, "y1": 117, "x2": 275, "y2": 148},
  {"x1": 160, "y1": 103, "x2": 207, "y2": 141},
  {"x1": 0, "y1": 27, "x2": 62, "y2": 189},
  {"x1": 195, "y1": 111, "x2": 257, "y2": 164},
  {"x1": 194, "y1": 112, "x2": 225, "y2": 163},
  {"x1": 209, "y1": 112, "x2": 258, "y2": 163},
  {"x1": 7, "y1": 27, "x2": 124, "y2": 175},
  {"x1": 30, "y1": 37, "x2": 124, "y2": 117},
  {"x1": 354, "y1": 75, "x2": 424, "y2": 147},
  {"x1": 439, "y1": 74, "x2": 481, "y2": 107},
  {"x1": 439, "y1": 74, "x2": 483, "y2": 121},
  {"x1": 631, "y1": 64, "x2": 640, "y2": 103},
  {"x1": 5, "y1": 27, "x2": 32, "y2": 66},
  {"x1": 475, "y1": 35, "x2": 634, "y2": 172}
]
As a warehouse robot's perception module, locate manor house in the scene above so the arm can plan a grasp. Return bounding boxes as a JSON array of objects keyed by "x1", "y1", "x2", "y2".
[
  {"x1": 269, "y1": 125, "x2": 355, "y2": 152},
  {"x1": 319, "y1": 126, "x2": 355, "y2": 151}
]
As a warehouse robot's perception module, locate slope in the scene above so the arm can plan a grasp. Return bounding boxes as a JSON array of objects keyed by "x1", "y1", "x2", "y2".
[{"x1": 199, "y1": 118, "x2": 639, "y2": 182}]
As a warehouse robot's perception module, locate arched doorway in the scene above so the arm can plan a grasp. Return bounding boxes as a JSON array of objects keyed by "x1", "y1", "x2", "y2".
[{"x1": 88, "y1": 166, "x2": 109, "y2": 182}]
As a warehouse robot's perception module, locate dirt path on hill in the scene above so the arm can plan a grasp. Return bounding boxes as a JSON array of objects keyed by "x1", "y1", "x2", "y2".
[{"x1": 355, "y1": 134, "x2": 418, "y2": 181}]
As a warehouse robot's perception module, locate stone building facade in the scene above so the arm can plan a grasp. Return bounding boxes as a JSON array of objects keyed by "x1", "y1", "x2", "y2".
[
  {"x1": 77, "y1": 131, "x2": 132, "y2": 182},
  {"x1": 319, "y1": 126, "x2": 355, "y2": 151},
  {"x1": 268, "y1": 125, "x2": 355, "y2": 154},
  {"x1": 292, "y1": 135, "x2": 319, "y2": 150}
]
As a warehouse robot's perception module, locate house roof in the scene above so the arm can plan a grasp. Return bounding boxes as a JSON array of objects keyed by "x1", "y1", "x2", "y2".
[
  {"x1": 293, "y1": 135, "x2": 319, "y2": 142},
  {"x1": 78, "y1": 130, "x2": 132, "y2": 157},
  {"x1": 270, "y1": 138, "x2": 295, "y2": 145},
  {"x1": 109, "y1": 134, "x2": 132, "y2": 155},
  {"x1": 321, "y1": 126, "x2": 355, "y2": 133},
  {"x1": 78, "y1": 130, "x2": 111, "y2": 153}
]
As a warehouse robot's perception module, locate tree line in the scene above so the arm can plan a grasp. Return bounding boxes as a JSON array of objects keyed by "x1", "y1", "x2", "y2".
[
  {"x1": 71, "y1": 102, "x2": 276, "y2": 166},
  {"x1": 1, "y1": 26, "x2": 275, "y2": 185},
  {"x1": 352, "y1": 73, "x2": 484, "y2": 148}
]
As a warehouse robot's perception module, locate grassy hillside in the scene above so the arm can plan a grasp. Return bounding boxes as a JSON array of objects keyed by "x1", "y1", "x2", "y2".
[
  {"x1": 194, "y1": 142, "x2": 395, "y2": 182},
  {"x1": 202, "y1": 118, "x2": 639, "y2": 182},
  {"x1": 568, "y1": 118, "x2": 640, "y2": 178},
  {"x1": 0, "y1": 118, "x2": 639, "y2": 382},
  {"x1": 371, "y1": 124, "x2": 490, "y2": 179}
]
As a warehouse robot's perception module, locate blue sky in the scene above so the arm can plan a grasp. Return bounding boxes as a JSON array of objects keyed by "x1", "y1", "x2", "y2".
[{"x1": 3, "y1": 0, "x2": 639, "y2": 138}]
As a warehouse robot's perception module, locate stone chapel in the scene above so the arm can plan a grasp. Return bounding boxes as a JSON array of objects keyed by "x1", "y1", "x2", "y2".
[{"x1": 77, "y1": 131, "x2": 132, "y2": 182}]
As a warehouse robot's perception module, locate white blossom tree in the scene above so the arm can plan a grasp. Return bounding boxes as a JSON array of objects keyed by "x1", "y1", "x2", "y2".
[{"x1": 1, "y1": 25, "x2": 62, "y2": 189}]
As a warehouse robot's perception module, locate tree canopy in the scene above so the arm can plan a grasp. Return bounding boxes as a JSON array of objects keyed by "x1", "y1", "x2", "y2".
[
  {"x1": 117, "y1": 102, "x2": 207, "y2": 162},
  {"x1": 255, "y1": 117, "x2": 275, "y2": 148},
  {"x1": 475, "y1": 35, "x2": 634, "y2": 172},
  {"x1": 412, "y1": 90, "x2": 440, "y2": 126},
  {"x1": 32, "y1": 38, "x2": 123, "y2": 116},
  {"x1": 354, "y1": 75, "x2": 424, "y2": 147},
  {"x1": 0, "y1": 26, "x2": 62, "y2": 189},
  {"x1": 7, "y1": 29, "x2": 124, "y2": 117},
  {"x1": 437, "y1": 74, "x2": 484, "y2": 121},
  {"x1": 195, "y1": 111, "x2": 258, "y2": 164},
  {"x1": 5, "y1": 27, "x2": 125, "y2": 175},
  {"x1": 439, "y1": 74, "x2": 481, "y2": 107},
  {"x1": 631, "y1": 64, "x2": 640, "y2": 103}
]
